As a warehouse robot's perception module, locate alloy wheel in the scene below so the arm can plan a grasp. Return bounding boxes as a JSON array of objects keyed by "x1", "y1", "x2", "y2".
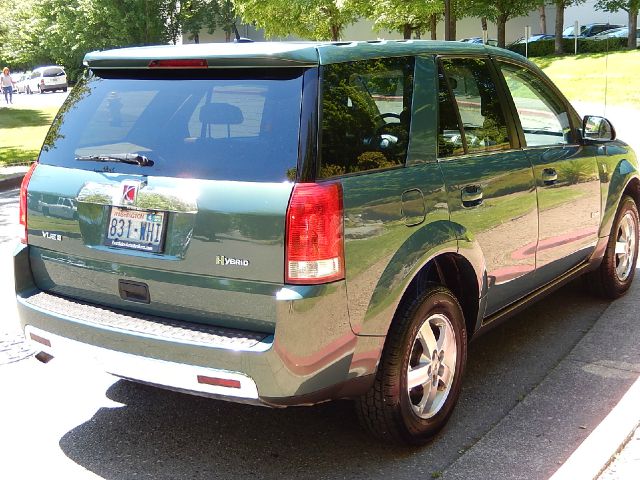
[
  {"x1": 407, "y1": 313, "x2": 457, "y2": 419},
  {"x1": 614, "y1": 212, "x2": 637, "y2": 282}
]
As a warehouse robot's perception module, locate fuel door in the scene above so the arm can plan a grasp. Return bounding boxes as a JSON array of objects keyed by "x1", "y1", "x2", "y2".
[{"x1": 401, "y1": 189, "x2": 426, "y2": 226}]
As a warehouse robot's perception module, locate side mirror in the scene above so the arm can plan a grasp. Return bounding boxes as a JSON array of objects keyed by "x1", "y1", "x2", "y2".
[{"x1": 583, "y1": 115, "x2": 616, "y2": 142}]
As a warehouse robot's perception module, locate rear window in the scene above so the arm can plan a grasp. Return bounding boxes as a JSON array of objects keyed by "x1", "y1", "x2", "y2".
[
  {"x1": 43, "y1": 68, "x2": 65, "y2": 77},
  {"x1": 39, "y1": 69, "x2": 304, "y2": 182}
]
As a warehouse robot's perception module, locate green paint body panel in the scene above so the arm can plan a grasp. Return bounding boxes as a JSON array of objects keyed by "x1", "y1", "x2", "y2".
[
  {"x1": 26, "y1": 165, "x2": 293, "y2": 332},
  {"x1": 15, "y1": 40, "x2": 640, "y2": 407}
]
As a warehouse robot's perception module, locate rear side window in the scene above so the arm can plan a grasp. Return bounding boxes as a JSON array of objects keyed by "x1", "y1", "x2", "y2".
[
  {"x1": 439, "y1": 58, "x2": 511, "y2": 155},
  {"x1": 319, "y1": 57, "x2": 415, "y2": 178},
  {"x1": 39, "y1": 69, "x2": 304, "y2": 182}
]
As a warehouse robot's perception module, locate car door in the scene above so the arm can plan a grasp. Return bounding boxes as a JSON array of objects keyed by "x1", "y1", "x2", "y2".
[
  {"x1": 436, "y1": 56, "x2": 538, "y2": 316},
  {"x1": 496, "y1": 60, "x2": 601, "y2": 284}
]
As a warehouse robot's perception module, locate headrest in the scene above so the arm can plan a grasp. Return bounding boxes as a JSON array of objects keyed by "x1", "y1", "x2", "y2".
[{"x1": 199, "y1": 102, "x2": 244, "y2": 125}]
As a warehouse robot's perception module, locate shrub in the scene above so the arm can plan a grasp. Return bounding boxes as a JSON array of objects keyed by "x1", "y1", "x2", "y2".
[{"x1": 508, "y1": 38, "x2": 631, "y2": 58}]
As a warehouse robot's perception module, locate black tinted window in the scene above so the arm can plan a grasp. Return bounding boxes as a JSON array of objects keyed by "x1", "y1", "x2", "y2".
[
  {"x1": 39, "y1": 69, "x2": 304, "y2": 182},
  {"x1": 43, "y1": 68, "x2": 64, "y2": 77},
  {"x1": 440, "y1": 58, "x2": 511, "y2": 154},
  {"x1": 319, "y1": 57, "x2": 415, "y2": 178},
  {"x1": 437, "y1": 66, "x2": 464, "y2": 158}
]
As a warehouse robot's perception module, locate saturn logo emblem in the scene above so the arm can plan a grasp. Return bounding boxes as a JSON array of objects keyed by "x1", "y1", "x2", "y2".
[{"x1": 121, "y1": 181, "x2": 141, "y2": 205}]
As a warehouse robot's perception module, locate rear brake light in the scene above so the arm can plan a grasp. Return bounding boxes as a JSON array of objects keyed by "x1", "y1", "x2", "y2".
[
  {"x1": 285, "y1": 183, "x2": 345, "y2": 284},
  {"x1": 148, "y1": 59, "x2": 208, "y2": 69},
  {"x1": 19, "y1": 162, "x2": 38, "y2": 244}
]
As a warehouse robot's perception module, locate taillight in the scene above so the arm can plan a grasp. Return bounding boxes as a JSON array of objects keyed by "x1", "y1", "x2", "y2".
[
  {"x1": 19, "y1": 162, "x2": 38, "y2": 244},
  {"x1": 285, "y1": 182, "x2": 345, "y2": 284},
  {"x1": 148, "y1": 59, "x2": 208, "y2": 68}
]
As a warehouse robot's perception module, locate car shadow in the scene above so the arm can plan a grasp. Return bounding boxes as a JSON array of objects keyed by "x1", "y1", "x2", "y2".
[{"x1": 58, "y1": 280, "x2": 610, "y2": 480}]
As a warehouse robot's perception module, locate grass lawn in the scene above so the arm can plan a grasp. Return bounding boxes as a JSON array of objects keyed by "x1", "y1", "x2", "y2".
[
  {"x1": 532, "y1": 50, "x2": 640, "y2": 109},
  {"x1": 0, "y1": 106, "x2": 58, "y2": 166}
]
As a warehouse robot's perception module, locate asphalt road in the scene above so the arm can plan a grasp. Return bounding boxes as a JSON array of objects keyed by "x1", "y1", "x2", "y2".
[
  {"x1": 7, "y1": 88, "x2": 71, "y2": 109},
  {"x1": 0, "y1": 187, "x2": 619, "y2": 479}
]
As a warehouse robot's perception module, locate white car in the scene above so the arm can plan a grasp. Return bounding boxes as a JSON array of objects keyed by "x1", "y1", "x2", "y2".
[
  {"x1": 25, "y1": 66, "x2": 67, "y2": 94},
  {"x1": 592, "y1": 27, "x2": 640, "y2": 47},
  {"x1": 39, "y1": 197, "x2": 78, "y2": 220}
]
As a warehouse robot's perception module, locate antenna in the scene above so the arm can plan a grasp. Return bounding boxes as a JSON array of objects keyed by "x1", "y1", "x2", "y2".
[{"x1": 604, "y1": 35, "x2": 609, "y2": 117}]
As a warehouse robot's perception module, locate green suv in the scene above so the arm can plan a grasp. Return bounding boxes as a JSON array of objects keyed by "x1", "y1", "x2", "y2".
[{"x1": 15, "y1": 40, "x2": 639, "y2": 445}]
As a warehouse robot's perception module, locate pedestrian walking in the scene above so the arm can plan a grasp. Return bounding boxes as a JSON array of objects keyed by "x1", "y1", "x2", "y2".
[{"x1": 1, "y1": 67, "x2": 16, "y2": 104}]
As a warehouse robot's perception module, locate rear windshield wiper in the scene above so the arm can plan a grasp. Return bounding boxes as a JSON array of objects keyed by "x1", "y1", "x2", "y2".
[{"x1": 75, "y1": 153, "x2": 154, "y2": 167}]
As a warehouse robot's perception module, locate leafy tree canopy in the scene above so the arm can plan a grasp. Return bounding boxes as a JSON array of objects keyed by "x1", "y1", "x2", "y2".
[{"x1": 235, "y1": 0, "x2": 361, "y2": 41}]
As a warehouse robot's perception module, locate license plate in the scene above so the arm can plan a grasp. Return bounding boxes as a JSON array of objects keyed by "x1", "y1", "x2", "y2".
[{"x1": 105, "y1": 207, "x2": 166, "y2": 253}]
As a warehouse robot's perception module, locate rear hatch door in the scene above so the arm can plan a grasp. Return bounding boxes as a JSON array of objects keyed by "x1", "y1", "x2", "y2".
[{"x1": 26, "y1": 67, "x2": 306, "y2": 333}]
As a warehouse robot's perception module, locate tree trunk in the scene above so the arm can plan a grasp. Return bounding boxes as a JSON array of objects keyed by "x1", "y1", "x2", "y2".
[
  {"x1": 497, "y1": 14, "x2": 507, "y2": 48},
  {"x1": 444, "y1": 0, "x2": 451, "y2": 40},
  {"x1": 430, "y1": 14, "x2": 437, "y2": 40},
  {"x1": 629, "y1": 8, "x2": 638, "y2": 49},
  {"x1": 555, "y1": 1, "x2": 565, "y2": 54},
  {"x1": 539, "y1": 5, "x2": 547, "y2": 34},
  {"x1": 331, "y1": 24, "x2": 340, "y2": 41},
  {"x1": 481, "y1": 16, "x2": 487, "y2": 43},
  {"x1": 450, "y1": 6, "x2": 457, "y2": 40},
  {"x1": 403, "y1": 24, "x2": 412, "y2": 40}
]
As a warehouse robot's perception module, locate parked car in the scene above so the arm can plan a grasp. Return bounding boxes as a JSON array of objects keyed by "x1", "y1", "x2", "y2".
[
  {"x1": 16, "y1": 41, "x2": 639, "y2": 445},
  {"x1": 592, "y1": 27, "x2": 640, "y2": 47},
  {"x1": 510, "y1": 34, "x2": 555, "y2": 45},
  {"x1": 562, "y1": 23, "x2": 623, "y2": 38},
  {"x1": 10, "y1": 73, "x2": 26, "y2": 94},
  {"x1": 459, "y1": 37, "x2": 498, "y2": 47},
  {"x1": 25, "y1": 65, "x2": 67, "y2": 94},
  {"x1": 38, "y1": 196, "x2": 78, "y2": 220}
]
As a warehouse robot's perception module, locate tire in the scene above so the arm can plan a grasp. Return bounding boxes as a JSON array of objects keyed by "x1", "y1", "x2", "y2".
[
  {"x1": 588, "y1": 195, "x2": 639, "y2": 299},
  {"x1": 62, "y1": 87, "x2": 67, "y2": 92},
  {"x1": 355, "y1": 285, "x2": 467, "y2": 445}
]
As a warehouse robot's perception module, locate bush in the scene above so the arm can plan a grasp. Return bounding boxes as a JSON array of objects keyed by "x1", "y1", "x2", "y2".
[{"x1": 508, "y1": 37, "x2": 631, "y2": 57}]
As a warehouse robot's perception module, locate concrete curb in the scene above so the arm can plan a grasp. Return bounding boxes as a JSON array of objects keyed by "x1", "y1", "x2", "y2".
[
  {"x1": 549, "y1": 376, "x2": 640, "y2": 480},
  {"x1": 0, "y1": 173, "x2": 25, "y2": 192}
]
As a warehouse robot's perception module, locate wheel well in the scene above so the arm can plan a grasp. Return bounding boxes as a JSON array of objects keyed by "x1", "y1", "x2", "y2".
[
  {"x1": 396, "y1": 253, "x2": 480, "y2": 338},
  {"x1": 623, "y1": 177, "x2": 640, "y2": 211}
]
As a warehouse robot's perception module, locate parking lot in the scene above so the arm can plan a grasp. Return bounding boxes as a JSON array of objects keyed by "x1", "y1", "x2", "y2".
[{"x1": 3, "y1": 88, "x2": 71, "y2": 109}]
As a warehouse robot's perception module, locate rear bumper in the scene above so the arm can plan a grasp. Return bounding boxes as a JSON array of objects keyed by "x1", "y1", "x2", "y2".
[
  {"x1": 15, "y1": 245, "x2": 382, "y2": 406},
  {"x1": 42, "y1": 82, "x2": 67, "y2": 91}
]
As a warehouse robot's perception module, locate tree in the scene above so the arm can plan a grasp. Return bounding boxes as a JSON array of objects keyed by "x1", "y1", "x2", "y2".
[
  {"x1": 176, "y1": 0, "x2": 236, "y2": 43},
  {"x1": 468, "y1": 0, "x2": 541, "y2": 47},
  {"x1": 538, "y1": 4, "x2": 547, "y2": 34},
  {"x1": 235, "y1": 0, "x2": 360, "y2": 41},
  {"x1": 363, "y1": 0, "x2": 443, "y2": 39},
  {"x1": 0, "y1": 0, "x2": 169, "y2": 80},
  {"x1": 596, "y1": 0, "x2": 639, "y2": 49},
  {"x1": 554, "y1": 0, "x2": 585, "y2": 54}
]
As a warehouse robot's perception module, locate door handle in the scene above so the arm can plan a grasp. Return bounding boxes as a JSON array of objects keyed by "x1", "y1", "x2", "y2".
[
  {"x1": 461, "y1": 185, "x2": 483, "y2": 207},
  {"x1": 542, "y1": 168, "x2": 558, "y2": 185}
]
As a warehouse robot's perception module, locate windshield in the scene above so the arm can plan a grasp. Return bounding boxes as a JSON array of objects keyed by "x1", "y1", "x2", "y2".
[
  {"x1": 562, "y1": 25, "x2": 586, "y2": 36},
  {"x1": 39, "y1": 68, "x2": 305, "y2": 182}
]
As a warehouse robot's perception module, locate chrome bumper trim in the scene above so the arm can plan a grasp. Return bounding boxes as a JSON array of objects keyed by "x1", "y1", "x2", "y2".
[{"x1": 24, "y1": 325, "x2": 259, "y2": 401}]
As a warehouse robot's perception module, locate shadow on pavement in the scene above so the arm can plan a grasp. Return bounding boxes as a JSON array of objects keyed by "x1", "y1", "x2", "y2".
[{"x1": 58, "y1": 280, "x2": 610, "y2": 480}]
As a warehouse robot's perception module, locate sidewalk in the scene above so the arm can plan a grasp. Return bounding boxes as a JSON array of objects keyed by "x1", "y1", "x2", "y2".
[{"x1": 442, "y1": 267, "x2": 640, "y2": 480}]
